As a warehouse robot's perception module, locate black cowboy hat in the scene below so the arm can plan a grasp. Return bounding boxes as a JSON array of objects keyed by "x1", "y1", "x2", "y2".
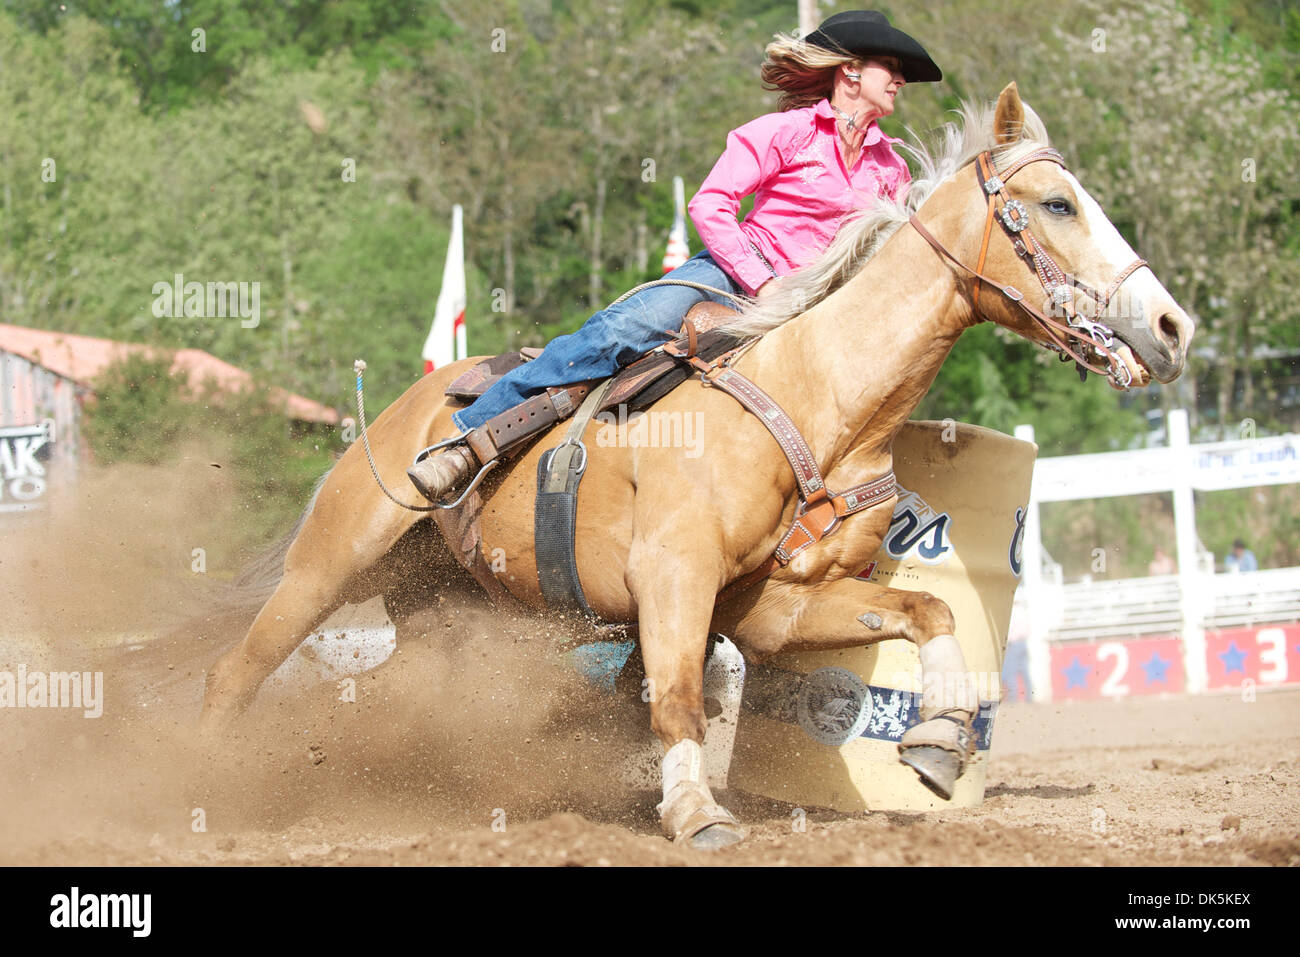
[{"x1": 805, "y1": 10, "x2": 943, "y2": 83}]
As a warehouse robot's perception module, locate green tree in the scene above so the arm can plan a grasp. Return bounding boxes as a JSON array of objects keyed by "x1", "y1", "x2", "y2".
[
  {"x1": 1050, "y1": 0, "x2": 1300, "y2": 438},
  {"x1": 1, "y1": 0, "x2": 444, "y2": 109}
]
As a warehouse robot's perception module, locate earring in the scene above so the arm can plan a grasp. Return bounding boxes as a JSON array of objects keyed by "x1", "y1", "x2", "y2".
[{"x1": 845, "y1": 71, "x2": 861, "y2": 81}]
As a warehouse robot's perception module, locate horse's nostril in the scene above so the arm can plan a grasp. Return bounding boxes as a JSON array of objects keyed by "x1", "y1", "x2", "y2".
[{"x1": 1158, "y1": 313, "x2": 1181, "y2": 351}]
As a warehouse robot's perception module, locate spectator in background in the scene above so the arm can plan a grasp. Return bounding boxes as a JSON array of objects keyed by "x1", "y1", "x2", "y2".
[
  {"x1": 1224, "y1": 539, "x2": 1259, "y2": 573},
  {"x1": 1148, "y1": 545, "x2": 1176, "y2": 576},
  {"x1": 1001, "y1": 593, "x2": 1032, "y2": 704}
]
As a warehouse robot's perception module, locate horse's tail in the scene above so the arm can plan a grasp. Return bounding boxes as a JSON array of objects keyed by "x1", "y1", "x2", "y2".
[
  {"x1": 212, "y1": 467, "x2": 333, "y2": 612},
  {"x1": 96, "y1": 468, "x2": 336, "y2": 703}
]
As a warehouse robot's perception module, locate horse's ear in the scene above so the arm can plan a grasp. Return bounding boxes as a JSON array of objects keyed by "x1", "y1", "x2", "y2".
[{"x1": 993, "y1": 82, "x2": 1025, "y2": 146}]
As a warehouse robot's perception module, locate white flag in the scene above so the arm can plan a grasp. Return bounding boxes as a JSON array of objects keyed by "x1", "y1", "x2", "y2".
[
  {"x1": 422, "y1": 204, "x2": 467, "y2": 373},
  {"x1": 662, "y1": 176, "x2": 690, "y2": 273}
]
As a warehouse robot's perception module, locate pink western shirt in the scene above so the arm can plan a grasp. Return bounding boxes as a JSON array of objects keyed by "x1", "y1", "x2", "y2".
[{"x1": 688, "y1": 98, "x2": 911, "y2": 296}]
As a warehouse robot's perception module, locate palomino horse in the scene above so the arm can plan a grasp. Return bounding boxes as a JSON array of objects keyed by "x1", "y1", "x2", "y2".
[{"x1": 200, "y1": 84, "x2": 1193, "y2": 848}]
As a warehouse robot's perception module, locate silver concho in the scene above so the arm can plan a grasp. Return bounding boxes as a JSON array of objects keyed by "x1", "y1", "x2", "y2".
[
  {"x1": 1000, "y1": 199, "x2": 1030, "y2": 232},
  {"x1": 796, "y1": 667, "x2": 873, "y2": 746}
]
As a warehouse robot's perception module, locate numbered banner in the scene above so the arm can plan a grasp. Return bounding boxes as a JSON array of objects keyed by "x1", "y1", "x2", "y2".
[
  {"x1": 1204, "y1": 624, "x2": 1300, "y2": 691},
  {"x1": 1051, "y1": 624, "x2": 1300, "y2": 699},
  {"x1": 1050, "y1": 636, "x2": 1186, "y2": 699}
]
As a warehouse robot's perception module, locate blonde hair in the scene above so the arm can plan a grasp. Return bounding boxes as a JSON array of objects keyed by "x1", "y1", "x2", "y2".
[{"x1": 761, "y1": 32, "x2": 858, "y2": 112}]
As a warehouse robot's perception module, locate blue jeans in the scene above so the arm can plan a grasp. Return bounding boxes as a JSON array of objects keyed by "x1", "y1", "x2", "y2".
[{"x1": 451, "y1": 250, "x2": 742, "y2": 432}]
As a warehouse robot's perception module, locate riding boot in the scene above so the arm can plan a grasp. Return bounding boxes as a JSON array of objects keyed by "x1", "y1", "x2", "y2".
[{"x1": 407, "y1": 445, "x2": 479, "y2": 503}]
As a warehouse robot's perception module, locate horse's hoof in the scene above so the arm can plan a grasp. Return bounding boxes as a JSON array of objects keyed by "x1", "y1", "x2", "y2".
[
  {"x1": 663, "y1": 791, "x2": 747, "y2": 849},
  {"x1": 899, "y1": 745, "x2": 961, "y2": 800},
  {"x1": 687, "y1": 821, "x2": 746, "y2": 851}
]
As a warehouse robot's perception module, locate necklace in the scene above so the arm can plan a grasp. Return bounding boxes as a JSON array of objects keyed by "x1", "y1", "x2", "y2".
[
  {"x1": 829, "y1": 103, "x2": 859, "y2": 131},
  {"x1": 830, "y1": 103, "x2": 864, "y2": 168}
]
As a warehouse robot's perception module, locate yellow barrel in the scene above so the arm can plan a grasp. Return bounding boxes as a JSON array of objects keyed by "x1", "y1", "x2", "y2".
[{"x1": 727, "y1": 420, "x2": 1036, "y2": 811}]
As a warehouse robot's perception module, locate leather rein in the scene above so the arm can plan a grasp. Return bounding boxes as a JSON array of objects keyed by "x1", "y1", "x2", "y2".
[{"x1": 909, "y1": 148, "x2": 1149, "y2": 389}]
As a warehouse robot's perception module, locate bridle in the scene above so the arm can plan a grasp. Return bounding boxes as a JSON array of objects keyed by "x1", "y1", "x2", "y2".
[{"x1": 909, "y1": 148, "x2": 1150, "y2": 389}]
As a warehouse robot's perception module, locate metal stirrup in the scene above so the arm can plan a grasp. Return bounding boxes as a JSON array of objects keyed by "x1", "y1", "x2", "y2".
[{"x1": 411, "y1": 430, "x2": 499, "y2": 511}]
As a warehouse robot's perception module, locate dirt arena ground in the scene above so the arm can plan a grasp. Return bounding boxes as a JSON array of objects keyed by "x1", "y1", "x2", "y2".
[
  {"x1": 3, "y1": 463, "x2": 1297, "y2": 867},
  {"x1": 2, "y1": 610, "x2": 1296, "y2": 867}
]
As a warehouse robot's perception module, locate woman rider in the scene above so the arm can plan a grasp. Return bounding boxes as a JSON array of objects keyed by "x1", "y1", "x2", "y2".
[{"x1": 408, "y1": 10, "x2": 942, "y2": 502}]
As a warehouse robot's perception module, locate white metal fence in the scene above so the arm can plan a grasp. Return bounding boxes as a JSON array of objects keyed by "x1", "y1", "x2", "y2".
[{"x1": 1043, "y1": 566, "x2": 1300, "y2": 643}]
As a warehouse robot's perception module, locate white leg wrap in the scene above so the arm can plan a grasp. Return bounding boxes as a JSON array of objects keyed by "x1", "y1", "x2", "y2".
[
  {"x1": 656, "y1": 738, "x2": 743, "y2": 843},
  {"x1": 918, "y1": 634, "x2": 978, "y2": 721},
  {"x1": 660, "y1": 738, "x2": 704, "y2": 808}
]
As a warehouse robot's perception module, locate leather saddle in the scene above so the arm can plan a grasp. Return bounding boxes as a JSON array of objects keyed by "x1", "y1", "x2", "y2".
[{"x1": 444, "y1": 301, "x2": 746, "y2": 462}]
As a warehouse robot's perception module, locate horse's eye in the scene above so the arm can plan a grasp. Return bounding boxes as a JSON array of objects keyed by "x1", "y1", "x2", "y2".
[{"x1": 1043, "y1": 199, "x2": 1075, "y2": 216}]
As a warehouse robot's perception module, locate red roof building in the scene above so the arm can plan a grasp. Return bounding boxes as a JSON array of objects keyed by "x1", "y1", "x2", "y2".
[{"x1": 0, "y1": 324, "x2": 340, "y2": 510}]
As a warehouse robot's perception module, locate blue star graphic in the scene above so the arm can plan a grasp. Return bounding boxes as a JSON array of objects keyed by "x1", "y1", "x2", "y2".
[
  {"x1": 1140, "y1": 652, "x2": 1170, "y2": 685},
  {"x1": 1063, "y1": 657, "x2": 1091, "y2": 689},
  {"x1": 1218, "y1": 641, "x2": 1247, "y2": 675}
]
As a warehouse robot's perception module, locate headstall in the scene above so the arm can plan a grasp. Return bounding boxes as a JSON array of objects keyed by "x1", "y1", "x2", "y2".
[{"x1": 910, "y1": 147, "x2": 1151, "y2": 389}]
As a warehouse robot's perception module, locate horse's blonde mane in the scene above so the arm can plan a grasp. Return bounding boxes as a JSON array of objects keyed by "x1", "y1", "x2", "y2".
[{"x1": 720, "y1": 99, "x2": 1052, "y2": 335}]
